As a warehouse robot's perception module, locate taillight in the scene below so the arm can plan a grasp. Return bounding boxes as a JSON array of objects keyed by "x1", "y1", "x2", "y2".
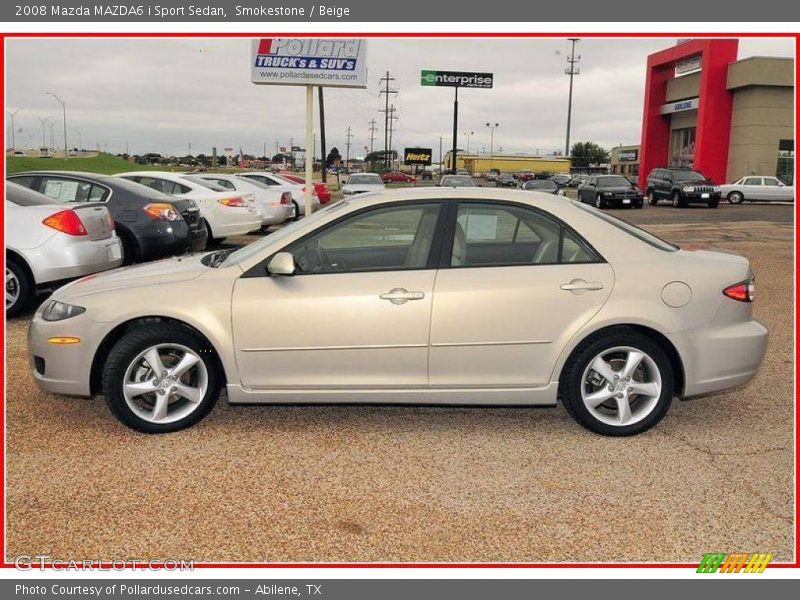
[
  {"x1": 723, "y1": 277, "x2": 755, "y2": 303},
  {"x1": 42, "y1": 210, "x2": 87, "y2": 236},
  {"x1": 143, "y1": 203, "x2": 183, "y2": 221},
  {"x1": 106, "y1": 213, "x2": 116, "y2": 230},
  {"x1": 280, "y1": 192, "x2": 292, "y2": 205},
  {"x1": 218, "y1": 196, "x2": 247, "y2": 207}
]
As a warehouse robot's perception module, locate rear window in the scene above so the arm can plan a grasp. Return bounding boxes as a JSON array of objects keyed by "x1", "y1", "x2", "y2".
[
  {"x1": 573, "y1": 202, "x2": 678, "y2": 252},
  {"x1": 348, "y1": 174, "x2": 382, "y2": 185},
  {"x1": 182, "y1": 176, "x2": 228, "y2": 192},
  {"x1": 672, "y1": 170, "x2": 705, "y2": 181}
]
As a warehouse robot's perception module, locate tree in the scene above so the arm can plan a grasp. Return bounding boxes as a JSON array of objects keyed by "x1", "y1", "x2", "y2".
[
  {"x1": 272, "y1": 152, "x2": 291, "y2": 163},
  {"x1": 570, "y1": 141, "x2": 610, "y2": 168},
  {"x1": 326, "y1": 146, "x2": 342, "y2": 167}
]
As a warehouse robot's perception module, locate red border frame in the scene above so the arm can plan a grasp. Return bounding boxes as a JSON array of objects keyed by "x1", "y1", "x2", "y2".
[{"x1": 1, "y1": 30, "x2": 797, "y2": 571}]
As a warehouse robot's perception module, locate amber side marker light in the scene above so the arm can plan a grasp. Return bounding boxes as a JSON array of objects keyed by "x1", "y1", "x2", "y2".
[{"x1": 48, "y1": 337, "x2": 81, "y2": 345}]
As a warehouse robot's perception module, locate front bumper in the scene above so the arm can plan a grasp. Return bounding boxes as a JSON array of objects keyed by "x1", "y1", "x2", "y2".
[
  {"x1": 28, "y1": 311, "x2": 112, "y2": 397},
  {"x1": 682, "y1": 192, "x2": 721, "y2": 204},
  {"x1": 670, "y1": 318, "x2": 768, "y2": 397}
]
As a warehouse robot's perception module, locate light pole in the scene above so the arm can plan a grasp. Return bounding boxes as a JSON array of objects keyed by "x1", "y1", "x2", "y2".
[
  {"x1": 564, "y1": 38, "x2": 581, "y2": 157},
  {"x1": 7, "y1": 108, "x2": 23, "y2": 152},
  {"x1": 46, "y1": 92, "x2": 67, "y2": 158},
  {"x1": 463, "y1": 130, "x2": 475, "y2": 155},
  {"x1": 486, "y1": 122, "x2": 499, "y2": 171},
  {"x1": 37, "y1": 116, "x2": 49, "y2": 149}
]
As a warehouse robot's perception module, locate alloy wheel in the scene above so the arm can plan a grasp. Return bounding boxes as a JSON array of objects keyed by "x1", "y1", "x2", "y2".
[
  {"x1": 595, "y1": 194, "x2": 603, "y2": 209},
  {"x1": 5, "y1": 268, "x2": 20, "y2": 309},
  {"x1": 580, "y1": 346, "x2": 662, "y2": 427},
  {"x1": 729, "y1": 192, "x2": 744, "y2": 204},
  {"x1": 122, "y1": 343, "x2": 208, "y2": 425}
]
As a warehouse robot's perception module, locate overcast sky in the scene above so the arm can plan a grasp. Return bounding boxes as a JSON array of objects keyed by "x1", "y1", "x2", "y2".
[{"x1": 6, "y1": 37, "x2": 794, "y2": 159}]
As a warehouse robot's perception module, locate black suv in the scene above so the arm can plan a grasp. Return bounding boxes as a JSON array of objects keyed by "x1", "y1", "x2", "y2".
[{"x1": 645, "y1": 167, "x2": 721, "y2": 208}]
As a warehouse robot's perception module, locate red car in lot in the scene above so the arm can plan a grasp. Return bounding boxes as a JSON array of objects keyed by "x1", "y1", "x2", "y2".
[
  {"x1": 382, "y1": 171, "x2": 417, "y2": 183},
  {"x1": 278, "y1": 172, "x2": 331, "y2": 204}
]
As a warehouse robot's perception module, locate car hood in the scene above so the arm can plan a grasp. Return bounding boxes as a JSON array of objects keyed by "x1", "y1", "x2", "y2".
[
  {"x1": 53, "y1": 253, "x2": 211, "y2": 301},
  {"x1": 677, "y1": 178, "x2": 715, "y2": 185}
]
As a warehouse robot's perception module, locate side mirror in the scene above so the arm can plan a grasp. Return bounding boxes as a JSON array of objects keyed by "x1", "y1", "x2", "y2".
[{"x1": 267, "y1": 252, "x2": 296, "y2": 276}]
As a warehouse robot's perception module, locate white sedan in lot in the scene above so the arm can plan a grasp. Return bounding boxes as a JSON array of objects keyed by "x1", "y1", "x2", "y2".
[
  {"x1": 342, "y1": 173, "x2": 386, "y2": 196},
  {"x1": 237, "y1": 171, "x2": 320, "y2": 216},
  {"x1": 5, "y1": 182, "x2": 122, "y2": 317},
  {"x1": 28, "y1": 188, "x2": 767, "y2": 436},
  {"x1": 721, "y1": 176, "x2": 794, "y2": 204},
  {"x1": 116, "y1": 172, "x2": 261, "y2": 244},
  {"x1": 190, "y1": 174, "x2": 295, "y2": 227}
]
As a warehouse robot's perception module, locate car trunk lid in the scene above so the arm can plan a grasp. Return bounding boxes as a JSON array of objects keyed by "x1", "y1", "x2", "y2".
[{"x1": 71, "y1": 203, "x2": 115, "y2": 241}]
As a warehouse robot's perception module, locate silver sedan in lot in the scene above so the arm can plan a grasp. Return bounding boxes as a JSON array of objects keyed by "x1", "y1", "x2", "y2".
[
  {"x1": 6, "y1": 182, "x2": 122, "y2": 317},
  {"x1": 28, "y1": 188, "x2": 767, "y2": 435}
]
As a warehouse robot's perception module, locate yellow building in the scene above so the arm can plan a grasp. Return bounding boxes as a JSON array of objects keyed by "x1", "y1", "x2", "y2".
[{"x1": 444, "y1": 152, "x2": 572, "y2": 175}]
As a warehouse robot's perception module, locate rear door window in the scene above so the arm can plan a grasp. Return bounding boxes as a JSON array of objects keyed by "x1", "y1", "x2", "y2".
[{"x1": 39, "y1": 177, "x2": 108, "y2": 203}]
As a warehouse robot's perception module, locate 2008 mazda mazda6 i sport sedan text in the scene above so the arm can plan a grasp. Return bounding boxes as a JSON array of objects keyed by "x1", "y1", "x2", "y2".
[{"x1": 28, "y1": 188, "x2": 768, "y2": 436}]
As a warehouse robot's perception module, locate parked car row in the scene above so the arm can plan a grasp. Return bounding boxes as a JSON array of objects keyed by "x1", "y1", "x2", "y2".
[{"x1": 6, "y1": 169, "x2": 319, "y2": 317}]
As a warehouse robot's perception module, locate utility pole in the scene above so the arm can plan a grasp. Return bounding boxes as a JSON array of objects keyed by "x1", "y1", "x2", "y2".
[
  {"x1": 439, "y1": 136, "x2": 443, "y2": 173},
  {"x1": 37, "y1": 116, "x2": 48, "y2": 149},
  {"x1": 7, "y1": 108, "x2": 22, "y2": 152},
  {"x1": 386, "y1": 105, "x2": 398, "y2": 169},
  {"x1": 564, "y1": 38, "x2": 581, "y2": 157},
  {"x1": 263, "y1": 142, "x2": 267, "y2": 159},
  {"x1": 486, "y1": 122, "x2": 499, "y2": 172},
  {"x1": 188, "y1": 142, "x2": 192, "y2": 156},
  {"x1": 46, "y1": 92, "x2": 67, "y2": 157},
  {"x1": 318, "y1": 87, "x2": 327, "y2": 183},
  {"x1": 344, "y1": 125, "x2": 353, "y2": 173},
  {"x1": 379, "y1": 71, "x2": 398, "y2": 170},
  {"x1": 368, "y1": 118, "x2": 378, "y2": 154},
  {"x1": 450, "y1": 87, "x2": 459, "y2": 174}
]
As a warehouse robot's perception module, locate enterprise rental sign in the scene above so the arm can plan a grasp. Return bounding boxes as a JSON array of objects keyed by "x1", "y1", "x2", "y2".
[
  {"x1": 420, "y1": 70, "x2": 494, "y2": 89},
  {"x1": 251, "y1": 39, "x2": 368, "y2": 88}
]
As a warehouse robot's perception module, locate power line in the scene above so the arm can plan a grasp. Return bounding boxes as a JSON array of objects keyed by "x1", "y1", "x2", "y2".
[{"x1": 379, "y1": 71, "x2": 398, "y2": 169}]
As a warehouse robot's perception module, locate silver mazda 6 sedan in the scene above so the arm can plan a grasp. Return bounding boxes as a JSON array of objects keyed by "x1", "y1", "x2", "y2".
[{"x1": 28, "y1": 188, "x2": 768, "y2": 436}]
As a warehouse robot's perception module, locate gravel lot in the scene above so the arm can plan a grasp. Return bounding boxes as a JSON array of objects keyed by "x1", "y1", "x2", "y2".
[{"x1": 5, "y1": 201, "x2": 794, "y2": 564}]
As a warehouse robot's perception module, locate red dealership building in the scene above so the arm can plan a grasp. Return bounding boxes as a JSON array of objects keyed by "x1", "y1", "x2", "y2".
[{"x1": 638, "y1": 39, "x2": 794, "y2": 187}]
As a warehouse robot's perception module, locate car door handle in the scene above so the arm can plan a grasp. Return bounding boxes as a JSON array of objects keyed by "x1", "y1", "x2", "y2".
[
  {"x1": 561, "y1": 279, "x2": 605, "y2": 292},
  {"x1": 380, "y1": 288, "x2": 425, "y2": 305}
]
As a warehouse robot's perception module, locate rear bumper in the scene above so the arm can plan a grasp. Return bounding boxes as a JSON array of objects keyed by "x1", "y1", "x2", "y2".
[
  {"x1": 31, "y1": 236, "x2": 123, "y2": 285},
  {"x1": 257, "y1": 202, "x2": 294, "y2": 225},
  {"x1": 670, "y1": 318, "x2": 768, "y2": 397},
  {"x1": 208, "y1": 210, "x2": 262, "y2": 238},
  {"x1": 136, "y1": 221, "x2": 207, "y2": 260}
]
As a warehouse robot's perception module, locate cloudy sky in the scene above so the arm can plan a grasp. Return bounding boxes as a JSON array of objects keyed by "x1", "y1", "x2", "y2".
[{"x1": 6, "y1": 37, "x2": 794, "y2": 159}]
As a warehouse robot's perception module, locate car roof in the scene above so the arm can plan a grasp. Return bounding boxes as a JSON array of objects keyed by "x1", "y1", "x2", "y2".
[
  {"x1": 5, "y1": 180, "x2": 62, "y2": 206},
  {"x1": 340, "y1": 186, "x2": 566, "y2": 209},
  {"x1": 9, "y1": 170, "x2": 113, "y2": 182}
]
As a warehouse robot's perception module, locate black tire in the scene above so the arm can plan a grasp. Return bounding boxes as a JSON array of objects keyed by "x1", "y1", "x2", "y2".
[
  {"x1": 728, "y1": 191, "x2": 744, "y2": 205},
  {"x1": 291, "y1": 200, "x2": 301, "y2": 221},
  {"x1": 595, "y1": 193, "x2": 605, "y2": 209},
  {"x1": 671, "y1": 191, "x2": 685, "y2": 208},
  {"x1": 203, "y1": 220, "x2": 225, "y2": 248},
  {"x1": 5, "y1": 256, "x2": 34, "y2": 318},
  {"x1": 102, "y1": 324, "x2": 221, "y2": 433},
  {"x1": 559, "y1": 327, "x2": 674, "y2": 436},
  {"x1": 117, "y1": 228, "x2": 138, "y2": 265},
  {"x1": 646, "y1": 189, "x2": 658, "y2": 205},
  {"x1": 708, "y1": 199, "x2": 719, "y2": 208},
  {"x1": 635, "y1": 201, "x2": 644, "y2": 209}
]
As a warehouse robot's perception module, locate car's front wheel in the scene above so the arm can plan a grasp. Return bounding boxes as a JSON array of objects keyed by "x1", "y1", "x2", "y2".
[
  {"x1": 102, "y1": 324, "x2": 221, "y2": 433},
  {"x1": 595, "y1": 193, "x2": 605, "y2": 209},
  {"x1": 671, "y1": 191, "x2": 685, "y2": 208},
  {"x1": 560, "y1": 328, "x2": 674, "y2": 436}
]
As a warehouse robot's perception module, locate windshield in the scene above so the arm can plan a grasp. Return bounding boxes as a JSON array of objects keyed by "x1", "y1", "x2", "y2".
[
  {"x1": 672, "y1": 170, "x2": 705, "y2": 181},
  {"x1": 441, "y1": 176, "x2": 475, "y2": 187},
  {"x1": 220, "y1": 201, "x2": 349, "y2": 267},
  {"x1": 348, "y1": 174, "x2": 382, "y2": 185},
  {"x1": 573, "y1": 201, "x2": 678, "y2": 252},
  {"x1": 182, "y1": 175, "x2": 228, "y2": 192},
  {"x1": 598, "y1": 176, "x2": 634, "y2": 188}
]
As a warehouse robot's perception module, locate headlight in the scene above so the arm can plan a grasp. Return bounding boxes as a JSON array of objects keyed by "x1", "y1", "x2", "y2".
[
  {"x1": 713, "y1": 186, "x2": 721, "y2": 192},
  {"x1": 603, "y1": 191, "x2": 613, "y2": 196},
  {"x1": 342, "y1": 189, "x2": 352, "y2": 195},
  {"x1": 682, "y1": 186, "x2": 695, "y2": 192},
  {"x1": 42, "y1": 301, "x2": 86, "y2": 322}
]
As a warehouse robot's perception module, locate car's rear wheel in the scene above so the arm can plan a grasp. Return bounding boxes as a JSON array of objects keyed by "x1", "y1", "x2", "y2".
[
  {"x1": 5, "y1": 257, "x2": 33, "y2": 318},
  {"x1": 728, "y1": 191, "x2": 744, "y2": 205},
  {"x1": 203, "y1": 220, "x2": 225, "y2": 248},
  {"x1": 102, "y1": 324, "x2": 221, "y2": 433},
  {"x1": 292, "y1": 200, "x2": 301, "y2": 221},
  {"x1": 646, "y1": 189, "x2": 657, "y2": 205},
  {"x1": 560, "y1": 328, "x2": 674, "y2": 436}
]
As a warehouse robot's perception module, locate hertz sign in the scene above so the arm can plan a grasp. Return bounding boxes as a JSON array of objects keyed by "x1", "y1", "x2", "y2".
[{"x1": 404, "y1": 147, "x2": 433, "y2": 166}]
